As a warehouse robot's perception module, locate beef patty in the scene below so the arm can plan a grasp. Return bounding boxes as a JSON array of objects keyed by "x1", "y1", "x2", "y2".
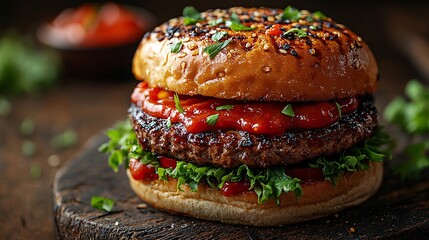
[{"x1": 129, "y1": 97, "x2": 378, "y2": 169}]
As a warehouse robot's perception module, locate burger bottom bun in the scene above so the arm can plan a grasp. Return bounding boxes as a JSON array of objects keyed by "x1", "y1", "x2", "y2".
[{"x1": 127, "y1": 162, "x2": 383, "y2": 226}]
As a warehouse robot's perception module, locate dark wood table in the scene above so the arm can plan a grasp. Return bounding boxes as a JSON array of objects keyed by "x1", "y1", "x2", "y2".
[{"x1": 0, "y1": 1, "x2": 428, "y2": 239}]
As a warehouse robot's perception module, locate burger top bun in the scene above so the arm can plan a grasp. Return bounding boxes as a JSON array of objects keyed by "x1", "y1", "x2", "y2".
[{"x1": 133, "y1": 7, "x2": 378, "y2": 102}]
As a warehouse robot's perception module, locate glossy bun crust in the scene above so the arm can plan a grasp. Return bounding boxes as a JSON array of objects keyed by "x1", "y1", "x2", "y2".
[
  {"x1": 133, "y1": 7, "x2": 378, "y2": 101},
  {"x1": 128, "y1": 162, "x2": 382, "y2": 226}
]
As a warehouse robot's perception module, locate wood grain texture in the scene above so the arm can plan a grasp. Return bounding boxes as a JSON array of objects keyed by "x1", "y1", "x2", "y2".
[{"x1": 53, "y1": 135, "x2": 429, "y2": 240}]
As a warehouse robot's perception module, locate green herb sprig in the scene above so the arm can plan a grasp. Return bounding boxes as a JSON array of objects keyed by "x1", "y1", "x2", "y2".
[
  {"x1": 174, "y1": 93, "x2": 186, "y2": 114},
  {"x1": 281, "y1": 104, "x2": 295, "y2": 117},
  {"x1": 183, "y1": 6, "x2": 203, "y2": 26},
  {"x1": 170, "y1": 41, "x2": 183, "y2": 53},
  {"x1": 384, "y1": 79, "x2": 429, "y2": 134},
  {"x1": 206, "y1": 114, "x2": 219, "y2": 126},
  {"x1": 216, "y1": 105, "x2": 234, "y2": 111},
  {"x1": 91, "y1": 196, "x2": 115, "y2": 212},
  {"x1": 284, "y1": 28, "x2": 308, "y2": 38},
  {"x1": 226, "y1": 12, "x2": 255, "y2": 31},
  {"x1": 384, "y1": 79, "x2": 429, "y2": 178},
  {"x1": 282, "y1": 6, "x2": 301, "y2": 21},
  {"x1": 203, "y1": 38, "x2": 232, "y2": 59}
]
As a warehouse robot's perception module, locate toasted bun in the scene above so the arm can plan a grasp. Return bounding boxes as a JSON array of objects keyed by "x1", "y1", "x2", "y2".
[
  {"x1": 127, "y1": 162, "x2": 382, "y2": 226},
  {"x1": 132, "y1": 7, "x2": 378, "y2": 101}
]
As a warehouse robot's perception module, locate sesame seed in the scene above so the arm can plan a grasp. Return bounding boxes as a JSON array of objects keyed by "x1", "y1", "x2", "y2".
[
  {"x1": 279, "y1": 49, "x2": 288, "y2": 54},
  {"x1": 217, "y1": 71, "x2": 225, "y2": 77},
  {"x1": 262, "y1": 66, "x2": 271, "y2": 73},
  {"x1": 196, "y1": 23, "x2": 202, "y2": 27},
  {"x1": 227, "y1": 52, "x2": 232, "y2": 58},
  {"x1": 178, "y1": 52, "x2": 187, "y2": 58},
  {"x1": 301, "y1": 10, "x2": 310, "y2": 15},
  {"x1": 182, "y1": 37, "x2": 190, "y2": 42},
  {"x1": 192, "y1": 50, "x2": 199, "y2": 56},
  {"x1": 308, "y1": 48, "x2": 316, "y2": 56},
  {"x1": 230, "y1": 49, "x2": 236, "y2": 54},
  {"x1": 245, "y1": 42, "x2": 252, "y2": 48},
  {"x1": 349, "y1": 227, "x2": 356, "y2": 233},
  {"x1": 263, "y1": 44, "x2": 269, "y2": 51},
  {"x1": 357, "y1": 36, "x2": 362, "y2": 42},
  {"x1": 47, "y1": 155, "x2": 61, "y2": 167},
  {"x1": 267, "y1": 16, "x2": 275, "y2": 22},
  {"x1": 290, "y1": 49, "x2": 298, "y2": 56},
  {"x1": 187, "y1": 42, "x2": 198, "y2": 50},
  {"x1": 317, "y1": 32, "x2": 324, "y2": 38},
  {"x1": 251, "y1": 33, "x2": 257, "y2": 38},
  {"x1": 173, "y1": 32, "x2": 180, "y2": 37},
  {"x1": 136, "y1": 203, "x2": 148, "y2": 209},
  {"x1": 181, "y1": 61, "x2": 187, "y2": 71}
]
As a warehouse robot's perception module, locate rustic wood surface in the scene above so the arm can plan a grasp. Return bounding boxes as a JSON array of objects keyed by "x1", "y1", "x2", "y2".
[
  {"x1": 53, "y1": 135, "x2": 429, "y2": 240},
  {"x1": 1, "y1": 1, "x2": 429, "y2": 239}
]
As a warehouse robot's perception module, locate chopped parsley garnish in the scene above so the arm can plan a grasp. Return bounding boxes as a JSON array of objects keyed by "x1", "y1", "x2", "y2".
[
  {"x1": 206, "y1": 114, "x2": 219, "y2": 126},
  {"x1": 230, "y1": 12, "x2": 240, "y2": 23},
  {"x1": 216, "y1": 105, "x2": 234, "y2": 111},
  {"x1": 282, "y1": 6, "x2": 301, "y2": 21},
  {"x1": 174, "y1": 93, "x2": 185, "y2": 114},
  {"x1": 211, "y1": 31, "x2": 227, "y2": 42},
  {"x1": 336, "y1": 102, "x2": 342, "y2": 119},
  {"x1": 166, "y1": 117, "x2": 172, "y2": 129},
  {"x1": 229, "y1": 22, "x2": 256, "y2": 31},
  {"x1": 284, "y1": 28, "x2": 308, "y2": 38},
  {"x1": 281, "y1": 104, "x2": 295, "y2": 117},
  {"x1": 100, "y1": 120, "x2": 389, "y2": 205},
  {"x1": 225, "y1": 12, "x2": 255, "y2": 31},
  {"x1": 91, "y1": 196, "x2": 115, "y2": 212},
  {"x1": 203, "y1": 38, "x2": 232, "y2": 59},
  {"x1": 209, "y1": 17, "x2": 223, "y2": 26},
  {"x1": 182, "y1": 6, "x2": 203, "y2": 25},
  {"x1": 170, "y1": 41, "x2": 183, "y2": 53},
  {"x1": 312, "y1": 11, "x2": 327, "y2": 20}
]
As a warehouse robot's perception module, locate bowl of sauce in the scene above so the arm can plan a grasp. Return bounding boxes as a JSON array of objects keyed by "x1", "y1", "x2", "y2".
[{"x1": 37, "y1": 2, "x2": 157, "y2": 77}]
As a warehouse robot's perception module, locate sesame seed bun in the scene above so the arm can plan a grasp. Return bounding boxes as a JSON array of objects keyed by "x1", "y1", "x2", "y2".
[
  {"x1": 127, "y1": 162, "x2": 383, "y2": 226},
  {"x1": 132, "y1": 7, "x2": 378, "y2": 101}
]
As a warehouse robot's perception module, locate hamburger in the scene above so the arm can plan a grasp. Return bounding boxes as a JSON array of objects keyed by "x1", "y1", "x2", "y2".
[{"x1": 100, "y1": 6, "x2": 389, "y2": 226}]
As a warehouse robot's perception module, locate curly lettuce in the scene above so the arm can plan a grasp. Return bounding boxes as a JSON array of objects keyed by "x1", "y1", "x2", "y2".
[{"x1": 99, "y1": 120, "x2": 389, "y2": 204}]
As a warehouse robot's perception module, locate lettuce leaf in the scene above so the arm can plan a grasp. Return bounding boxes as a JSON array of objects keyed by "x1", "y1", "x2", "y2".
[{"x1": 99, "y1": 120, "x2": 389, "y2": 204}]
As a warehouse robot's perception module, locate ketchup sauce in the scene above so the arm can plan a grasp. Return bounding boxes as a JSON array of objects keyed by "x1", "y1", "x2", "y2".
[
  {"x1": 47, "y1": 3, "x2": 146, "y2": 48},
  {"x1": 131, "y1": 82, "x2": 360, "y2": 135}
]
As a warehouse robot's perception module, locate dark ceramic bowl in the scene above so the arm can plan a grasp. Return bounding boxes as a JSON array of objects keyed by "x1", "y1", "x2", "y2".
[{"x1": 37, "y1": 5, "x2": 157, "y2": 78}]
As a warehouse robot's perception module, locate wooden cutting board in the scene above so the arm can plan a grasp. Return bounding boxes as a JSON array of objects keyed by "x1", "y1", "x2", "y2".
[{"x1": 53, "y1": 135, "x2": 429, "y2": 239}]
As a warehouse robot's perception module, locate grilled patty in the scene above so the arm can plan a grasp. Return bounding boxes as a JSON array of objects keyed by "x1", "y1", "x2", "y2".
[{"x1": 129, "y1": 97, "x2": 378, "y2": 169}]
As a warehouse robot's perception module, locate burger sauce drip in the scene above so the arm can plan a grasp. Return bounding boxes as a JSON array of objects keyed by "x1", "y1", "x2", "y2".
[{"x1": 131, "y1": 82, "x2": 360, "y2": 135}]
